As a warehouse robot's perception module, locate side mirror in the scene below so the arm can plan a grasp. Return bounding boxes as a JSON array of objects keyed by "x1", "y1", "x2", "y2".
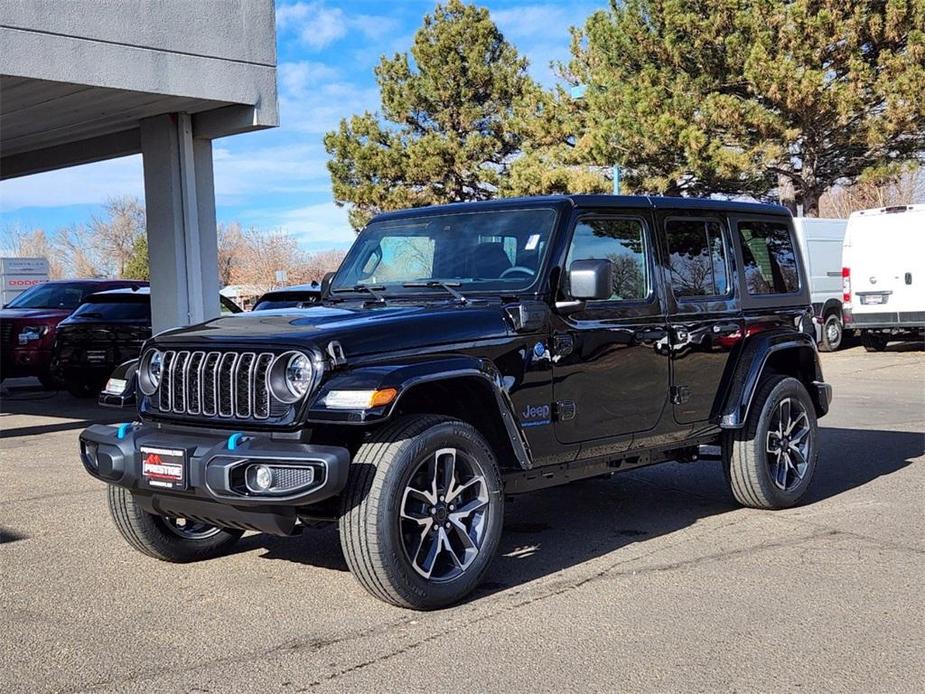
[
  {"x1": 568, "y1": 259, "x2": 613, "y2": 301},
  {"x1": 320, "y1": 271, "x2": 336, "y2": 297}
]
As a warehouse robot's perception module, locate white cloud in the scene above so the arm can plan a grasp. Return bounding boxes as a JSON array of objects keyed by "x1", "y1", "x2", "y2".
[
  {"x1": 491, "y1": 3, "x2": 598, "y2": 86},
  {"x1": 211, "y1": 143, "x2": 332, "y2": 201},
  {"x1": 0, "y1": 156, "x2": 144, "y2": 211},
  {"x1": 278, "y1": 60, "x2": 341, "y2": 95},
  {"x1": 276, "y1": 1, "x2": 399, "y2": 51},
  {"x1": 276, "y1": 201, "x2": 356, "y2": 247}
]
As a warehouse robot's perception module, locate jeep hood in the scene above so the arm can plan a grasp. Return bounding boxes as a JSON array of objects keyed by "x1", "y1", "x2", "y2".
[{"x1": 154, "y1": 302, "x2": 513, "y2": 357}]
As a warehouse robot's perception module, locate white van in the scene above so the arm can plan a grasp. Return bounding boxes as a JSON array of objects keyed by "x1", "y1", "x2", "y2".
[
  {"x1": 842, "y1": 204, "x2": 925, "y2": 351},
  {"x1": 792, "y1": 218, "x2": 848, "y2": 350}
]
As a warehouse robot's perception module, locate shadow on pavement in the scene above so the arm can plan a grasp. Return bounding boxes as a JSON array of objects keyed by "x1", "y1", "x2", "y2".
[
  {"x1": 251, "y1": 426, "x2": 922, "y2": 598},
  {"x1": 0, "y1": 379, "x2": 122, "y2": 439}
]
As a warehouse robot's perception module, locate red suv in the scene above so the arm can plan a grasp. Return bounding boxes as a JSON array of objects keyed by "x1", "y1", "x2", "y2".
[{"x1": 0, "y1": 279, "x2": 147, "y2": 388}]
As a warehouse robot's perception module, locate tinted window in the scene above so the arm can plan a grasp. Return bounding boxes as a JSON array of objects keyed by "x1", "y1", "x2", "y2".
[
  {"x1": 665, "y1": 219, "x2": 728, "y2": 298},
  {"x1": 567, "y1": 218, "x2": 648, "y2": 301},
  {"x1": 71, "y1": 300, "x2": 150, "y2": 321},
  {"x1": 737, "y1": 221, "x2": 800, "y2": 295},
  {"x1": 6, "y1": 282, "x2": 94, "y2": 309}
]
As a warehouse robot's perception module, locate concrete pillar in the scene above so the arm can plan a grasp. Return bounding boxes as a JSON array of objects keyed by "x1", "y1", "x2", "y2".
[{"x1": 140, "y1": 113, "x2": 220, "y2": 333}]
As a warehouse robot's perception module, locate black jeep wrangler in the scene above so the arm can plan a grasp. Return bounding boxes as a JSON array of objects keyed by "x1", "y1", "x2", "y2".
[{"x1": 79, "y1": 195, "x2": 832, "y2": 609}]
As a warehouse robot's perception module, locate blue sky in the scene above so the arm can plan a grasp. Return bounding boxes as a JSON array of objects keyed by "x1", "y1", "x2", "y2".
[{"x1": 0, "y1": 1, "x2": 601, "y2": 252}]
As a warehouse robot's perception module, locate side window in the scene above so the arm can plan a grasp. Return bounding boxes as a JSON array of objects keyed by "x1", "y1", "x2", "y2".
[
  {"x1": 567, "y1": 218, "x2": 648, "y2": 301},
  {"x1": 736, "y1": 221, "x2": 799, "y2": 295},
  {"x1": 665, "y1": 219, "x2": 728, "y2": 298}
]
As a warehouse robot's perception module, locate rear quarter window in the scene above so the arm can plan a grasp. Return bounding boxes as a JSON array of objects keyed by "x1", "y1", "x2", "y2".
[{"x1": 736, "y1": 221, "x2": 800, "y2": 295}]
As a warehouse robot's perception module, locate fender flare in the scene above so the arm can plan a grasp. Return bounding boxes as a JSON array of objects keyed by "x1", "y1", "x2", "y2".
[
  {"x1": 305, "y1": 356, "x2": 534, "y2": 469},
  {"x1": 718, "y1": 331, "x2": 826, "y2": 428}
]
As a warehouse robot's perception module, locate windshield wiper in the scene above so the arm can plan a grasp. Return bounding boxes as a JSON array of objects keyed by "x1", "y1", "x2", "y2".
[
  {"x1": 402, "y1": 281, "x2": 468, "y2": 304},
  {"x1": 331, "y1": 284, "x2": 387, "y2": 304}
]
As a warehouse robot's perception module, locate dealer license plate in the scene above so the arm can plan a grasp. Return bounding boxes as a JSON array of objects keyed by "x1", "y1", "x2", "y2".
[
  {"x1": 140, "y1": 446, "x2": 187, "y2": 490},
  {"x1": 860, "y1": 294, "x2": 886, "y2": 305},
  {"x1": 85, "y1": 350, "x2": 107, "y2": 364}
]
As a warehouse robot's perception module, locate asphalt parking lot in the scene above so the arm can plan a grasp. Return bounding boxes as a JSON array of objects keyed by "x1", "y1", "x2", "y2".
[{"x1": 1, "y1": 344, "x2": 923, "y2": 693}]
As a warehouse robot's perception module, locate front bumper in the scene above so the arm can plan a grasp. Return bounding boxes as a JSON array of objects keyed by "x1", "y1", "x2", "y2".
[{"x1": 78, "y1": 423, "x2": 350, "y2": 535}]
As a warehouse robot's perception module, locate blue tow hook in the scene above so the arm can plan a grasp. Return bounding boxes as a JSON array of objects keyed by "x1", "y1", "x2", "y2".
[
  {"x1": 227, "y1": 432, "x2": 245, "y2": 450},
  {"x1": 116, "y1": 422, "x2": 134, "y2": 440}
]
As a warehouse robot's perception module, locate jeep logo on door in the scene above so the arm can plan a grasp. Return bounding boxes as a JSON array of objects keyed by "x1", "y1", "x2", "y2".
[{"x1": 520, "y1": 403, "x2": 551, "y2": 427}]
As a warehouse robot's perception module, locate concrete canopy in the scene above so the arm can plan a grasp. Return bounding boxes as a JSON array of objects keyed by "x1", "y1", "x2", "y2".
[{"x1": 0, "y1": 0, "x2": 279, "y2": 331}]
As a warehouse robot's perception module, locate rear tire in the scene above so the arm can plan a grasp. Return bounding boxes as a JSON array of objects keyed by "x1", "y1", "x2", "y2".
[
  {"x1": 724, "y1": 375, "x2": 818, "y2": 510},
  {"x1": 862, "y1": 332, "x2": 889, "y2": 352},
  {"x1": 818, "y1": 314, "x2": 843, "y2": 352},
  {"x1": 107, "y1": 486, "x2": 243, "y2": 562},
  {"x1": 339, "y1": 415, "x2": 504, "y2": 609}
]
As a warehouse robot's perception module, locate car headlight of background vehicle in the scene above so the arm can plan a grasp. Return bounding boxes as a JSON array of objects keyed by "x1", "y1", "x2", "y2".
[
  {"x1": 269, "y1": 351, "x2": 317, "y2": 404},
  {"x1": 17, "y1": 325, "x2": 48, "y2": 345},
  {"x1": 138, "y1": 349, "x2": 163, "y2": 395}
]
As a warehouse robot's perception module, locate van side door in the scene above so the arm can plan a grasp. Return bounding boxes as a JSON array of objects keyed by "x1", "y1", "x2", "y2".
[{"x1": 658, "y1": 212, "x2": 743, "y2": 424}]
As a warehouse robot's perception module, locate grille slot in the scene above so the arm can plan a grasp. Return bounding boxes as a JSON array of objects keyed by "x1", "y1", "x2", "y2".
[
  {"x1": 0, "y1": 322, "x2": 12, "y2": 346},
  {"x1": 154, "y1": 350, "x2": 278, "y2": 420}
]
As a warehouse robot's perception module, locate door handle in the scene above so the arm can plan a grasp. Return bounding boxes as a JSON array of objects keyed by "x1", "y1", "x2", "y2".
[
  {"x1": 634, "y1": 328, "x2": 667, "y2": 342},
  {"x1": 713, "y1": 322, "x2": 740, "y2": 335}
]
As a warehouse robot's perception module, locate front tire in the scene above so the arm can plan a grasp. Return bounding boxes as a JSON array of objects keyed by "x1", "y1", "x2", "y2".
[
  {"x1": 818, "y1": 313, "x2": 843, "y2": 352},
  {"x1": 724, "y1": 376, "x2": 818, "y2": 509},
  {"x1": 107, "y1": 486, "x2": 243, "y2": 562},
  {"x1": 339, "y1": 415, "x2": 504, "y2": 609}
]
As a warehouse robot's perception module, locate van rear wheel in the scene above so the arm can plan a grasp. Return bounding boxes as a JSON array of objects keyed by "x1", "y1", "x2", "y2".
[
  {"x1": 819, "y1": 314, "x2": 843, "y2": 352},
  {"x1": 862, "y1": 333, "x2": 889, "y2": 352}
]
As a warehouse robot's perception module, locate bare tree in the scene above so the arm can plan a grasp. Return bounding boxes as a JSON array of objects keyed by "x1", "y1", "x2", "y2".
[
  {"x1": 0, "y1": 225, "x2": 65, "y2": 278},
  {"x1": 89, "y1": 196, "x2": 146, "y2": 277},
  {"x1": 820, "y1": 167, "x2": 925, "y2": 218}
]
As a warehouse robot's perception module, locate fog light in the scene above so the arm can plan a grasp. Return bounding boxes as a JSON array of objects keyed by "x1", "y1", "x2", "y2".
[
  {"x1": 82, "y1": 441, "x2": 99, "y2": 469},
  {"x1": 253, "y1": 464, "x2": 273, "y2": 491}
]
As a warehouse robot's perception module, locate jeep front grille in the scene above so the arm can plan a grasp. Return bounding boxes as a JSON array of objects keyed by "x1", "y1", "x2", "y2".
[{"x1": 155, "y1": 350, "x2": 277, "y2": 420}]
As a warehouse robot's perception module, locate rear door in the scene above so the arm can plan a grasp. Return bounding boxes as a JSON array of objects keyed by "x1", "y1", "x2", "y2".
[
  {"x1": 848, "y1": 207, "x2": 925, "y2": 321},
  {"x1": 551, "y1": 211, "x2": 670, "y2": 444},
  {"x1": 659, "y1": 212, "x2": 742, "y2": 424}
]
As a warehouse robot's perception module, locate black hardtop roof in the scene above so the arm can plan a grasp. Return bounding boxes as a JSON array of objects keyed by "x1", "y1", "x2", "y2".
[
  {"x1": 260, "y1": 283, "x2": 321, "y2": 297},
  {"x1": 84, "y1": 286, "x2": 150, "y2": 301},
  {"x1": 371, "y1": 195, "x2": 791, "y2": 223},
  {"x1": 38, "y1": 278, "x2": 148, "y2": 286}
]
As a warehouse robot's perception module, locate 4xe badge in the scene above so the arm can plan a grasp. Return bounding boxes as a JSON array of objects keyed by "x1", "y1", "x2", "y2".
[
  {"x1": 140, "y1": 446, "x2": 187, "y2": 490},
  {"x1": 520, "y1": 403, "x2": 551, "y2": 428}
]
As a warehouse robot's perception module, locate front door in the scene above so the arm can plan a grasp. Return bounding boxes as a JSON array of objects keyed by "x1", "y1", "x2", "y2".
[
  {"x1": 552, "y1": 212, "x2": 670, "y2": 445},
  {"x1": 658, "y1": 213, "x2": 743, "y2": 424}
]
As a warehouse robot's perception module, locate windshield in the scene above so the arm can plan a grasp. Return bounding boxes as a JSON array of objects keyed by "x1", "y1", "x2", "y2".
[
  {"x1": 70, "y1": 299, "x2": 150, "y2": 321},
  {"x1": 331, "y1": 208, "x2": 557, "y2": 294},
  {"x1": 6, "y1": 282, "x2": 97, "y2": 310}
]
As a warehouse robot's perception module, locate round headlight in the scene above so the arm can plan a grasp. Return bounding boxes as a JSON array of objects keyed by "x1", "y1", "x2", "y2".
[
  {"x1": 285, "y1": 353, "x2": 313, "y2": 398},
  {"x1": 269, "y1": 351, "x2": 315, "y2": 404},
  {"x1": 138, "y1": 349, "x2": 163, "y2": 396}
]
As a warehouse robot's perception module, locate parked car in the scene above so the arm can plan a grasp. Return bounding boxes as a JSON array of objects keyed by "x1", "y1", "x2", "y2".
[
  {"x1": 55, "y1": 288, "x2": 242, "y2": 398},
  {"x1": 792, "y1": 217, "x2": 848, "y2": 351},
  {"x1": 79, "y1": 195, "x2": 831, "y2": 609},
  {"x1": 252, "y1": 283, "x2": 322, "y2": 311},
  {"x1": 0, "y1": 279, "x2": 147, "y2": 387},
  {"x1": 842, "y1": 204, "x2": 925, "y2": 351}
]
